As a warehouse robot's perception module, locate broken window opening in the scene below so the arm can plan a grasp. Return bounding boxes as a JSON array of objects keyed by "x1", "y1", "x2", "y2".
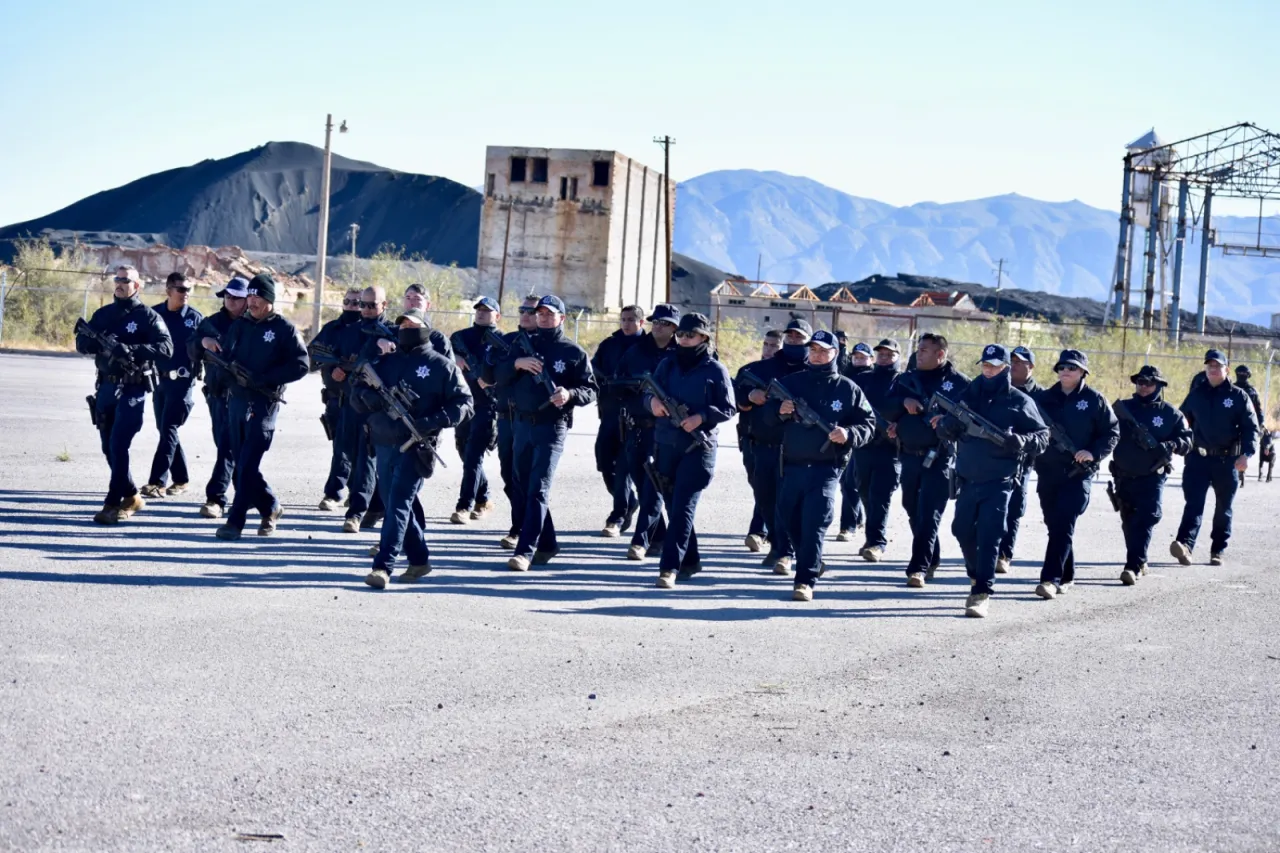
[
  {"x1": 569, "y1": 177, "x2": 579, "y2": 201},
  {"x1": 591, "y1": 160, "x2": 610, "y2": 187},
  {"x1": 559, "y1": 177, "x2": 568, "y2": 200},
  {"x1": 531, "y1": 157, "x2": 548, "y2": 183},
  {"x1": 510, "y1": 157, "x2": 527, "y2": 183},
  {"x1": 486, "y1": 173, "x2": 496, "y2": 197}
]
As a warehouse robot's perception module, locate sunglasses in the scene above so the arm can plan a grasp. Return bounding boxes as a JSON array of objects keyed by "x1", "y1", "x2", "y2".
[
  {"x1": 518, "y1": 307, "x2": 538, "y2": 314},
  {"x1": 359, "y1": 301, "x2": 380, "y2": 309},
  {"x1": 675, "y1": 331, "x2": 702, "y2": 340},
  {"x1": 114, "y1": 277, "x2": 133, "y2": 284},
  {"x1": 342, "y1": 298, "x2": 361, "y2": 307},
  {"x1": 169, "y1": 286, "x2": 191, "y2": 293},
  {"x1": 1134, "y1": 379, "x2": 1156, "y2": 387}
]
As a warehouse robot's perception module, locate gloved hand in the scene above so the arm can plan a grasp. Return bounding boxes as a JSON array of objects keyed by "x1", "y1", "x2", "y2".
[{"x1": 110, "y1": 342, "x2": 135, "y2": 362}]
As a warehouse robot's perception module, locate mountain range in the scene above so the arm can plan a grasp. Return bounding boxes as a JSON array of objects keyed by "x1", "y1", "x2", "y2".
[
  {"x1": 673, "y1": 170, "x2": 1280, "y2": 327},
  {"x1": 4, "y1": 144, "x2": 1278, "y2": 328}
]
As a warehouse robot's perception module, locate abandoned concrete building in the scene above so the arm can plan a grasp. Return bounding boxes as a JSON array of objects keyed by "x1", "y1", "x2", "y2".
[{"x1": 475, "y1": 147, "x2": 673, "y2": 312}]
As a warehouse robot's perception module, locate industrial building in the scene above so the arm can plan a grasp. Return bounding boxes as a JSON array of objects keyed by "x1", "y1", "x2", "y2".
[{"x1": 475, "y1": 146, "x2": 673, "y2": 312}]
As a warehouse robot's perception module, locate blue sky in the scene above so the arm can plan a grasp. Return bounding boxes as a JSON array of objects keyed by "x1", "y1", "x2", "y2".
[{"x1": 1, "y1": 0, "x2": 1275, "y2": 225}]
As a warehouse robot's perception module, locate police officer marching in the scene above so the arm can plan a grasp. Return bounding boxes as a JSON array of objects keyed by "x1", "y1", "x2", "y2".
[
  {"x1": 837, "y1": 341, "x2": 873, "y2": 540},
  {"x1": 207, "y1": 274, "x2": 309, "y2": 540},
  {"x1": 998, "y1": 345, "x2": 1041, "y2": 574},
  {"x1": 75, "y1": 265, "x2": 174, "y2": 525},
  {"x1": 1029, "y1": 349, "x2": 1118, "y2": 600},
  {"x1": 644, "y1": 313, "x2": 736, "y2": 589},
  {"x1": 849, "y1": 338, "x2": 903, "y2": 562},
  {"x1": 761, "y1": 330, "x2": 875, "y2": 601},
  {"x1": 495, "y1": 295, "x2": 598, "y2": 572},
  {"x1": 448, "y1": 296, "x2": 502, "y2": 525},
  {"x1": 1171, "y1": 349, "x2": 1259, "y2": 566},
  {"x1": 615, "y1": 303, "x2": 680, "y2": 562},
  {"x1": 733, "y1": 329, "x2": 782, "y2": 553},
  {"x1": 883, "y1": 333, "x2": 970, "y2": 587},
  {"x1": 733, "y1": 317, "x2": 811, "y2": 573},
  {"x1": 591, "y1": 304, "x2": 646, "y2": 537},
  {"x1": 309, "y1": 285, "x2": 362, "y2": 512},
  {"x1": 936, "y1": 344, "x2": 1049, "y2": 618},
  {"x1": 189, "y1": 276, "x2": 249, "y2": 519},
  {"x1": 485, "y1": 294, "x2": 540, "y2": 550},
  {"x1": 141, "y1": 272, "x2": 203, "y2": 500},
  {"x1": 355, "y1": 308, "x2": 473, "y2": 588},
  {"x1": 1109, "y1": 365, "x2": 1192, "y2": 585}
]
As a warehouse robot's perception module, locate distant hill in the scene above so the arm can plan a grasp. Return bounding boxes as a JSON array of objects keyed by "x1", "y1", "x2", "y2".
[
  {"x1": 674, "y1": 169, "x2": 1280, "y2": 327},
  {"x1": 0, "y1": 142, "x2": 482, "y2": 266}
]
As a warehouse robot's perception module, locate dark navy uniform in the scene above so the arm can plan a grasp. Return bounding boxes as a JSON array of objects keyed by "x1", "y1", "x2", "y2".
[
  {"x1": 484, "y1": 327, "x2": 523, "y2": 541},
  {"x1": 1110, "y1": 367, "x2": 1192, "y2": 579},
  {"x1": 189, "y1": 306, "x2": 239, "y2": 512},
  {"x1": 1174, "y1": 357, "x2": 1258, "y2": 559},
  {"x1": 494, "y1": 310, "x2": 597, "y2": 566},
  {"x1": 883, "y1": 361, "x2": 970, "y2": 578},
  {"x1": 450, "y1": 323, "x2": 499, "y2": 516},
  {"x1": 762, "y1": 341, "x2": 875, "y2": 591},
  {"x1": 617, "y1": 329, "x2": 677, "y2": 555},
  {"x1": 593, "y1": 329, "x2": 645, "y2": 529},
  {"x1": 1000, "y1": 373, "x2": 1042, "y2": 565},
  {"x1": 352, "y1": 329, "x2": 472, "y2": 580},
  {"x1": 839, "y1": 358, "x2": 873, "y2": 533},
  {"x1": 643, "y1": 321, "x2": 736, "y2": 582},
  {"x1": 309, "y1": 308, "x2": 361, "y2": 503},
  {"x1": 1031, "y1": 358, "x2": 1119, "y2": 590},
  {"x1": 734, "y1": 347, "x2": 806, "y2": 565},
  {"x1": 75, "y1": 295, "x2": 173, "y2": 513},
  {"x1": 146, "y1": 301, "x2": 203, "y2": 491},
  {"x1": 938, "y1": 350, "x2": 1049, "y2": 602},
  {"x1": 850, "y1": 358, "x2": 902, "y2": 556},
  {"x1": 217, "y1": 309, "x2": 309, "y2": 535}
]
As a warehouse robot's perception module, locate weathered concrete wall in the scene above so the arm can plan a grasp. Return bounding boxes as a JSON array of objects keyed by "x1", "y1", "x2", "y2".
[{"x1": 476, "y1": 146, "x2": 672, "y2": 312}]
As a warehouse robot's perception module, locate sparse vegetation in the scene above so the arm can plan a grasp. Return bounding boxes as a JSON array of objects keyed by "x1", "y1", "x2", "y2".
[{"x1": 55, "y1": 447, "x2": 71, "y2": 462}]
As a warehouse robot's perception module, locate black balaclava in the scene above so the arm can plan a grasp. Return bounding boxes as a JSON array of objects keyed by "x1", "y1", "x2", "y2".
[
  {"x1": 398, "y1": 326, "x2": 431, "y2": 352},
  {"x1": 676, "y1": 341, "x2": 708, "y2": 370},
  {"x1": 779, "y1": 342, "x2": 807, "y2": 365},
  {"x1": 807, "y1": 354, "x2": 838, "y2": 375}
]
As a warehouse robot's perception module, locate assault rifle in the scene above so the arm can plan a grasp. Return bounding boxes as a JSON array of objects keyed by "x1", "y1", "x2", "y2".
[
  {"x1": 352, "y1": 361, "x2": 447, "y2": 469},
  {"x1": 641, "y1": 373, "x2": 714, "y2": 452},
  {"x1": 1033, "y1": 400, "x2": 1097, "y2": 478},
  {"x1": 895, "y1": 372, "x2": 948, "y2": 468},
  {"x1": 202, "y1": 349, "x2": 286, "y2": 404},
  {"x1": 932, "y1": 394, "x2": 1013, "y2": 450},
  {"x1": 452, "y1": 337, "x2": 483, "y2": 375},
  {"x1": 510, "y1": 331, "x2": 560, "y2": 410},
  {"x1": 1112, "y1": 400, "x2": 1172, "y2": 474},
  {"x1": 765, "y1": 378, "x2": 838, "y2": 453},
  {"x1": 482, "y1": 327, "x2": 511, "y2": 355},
  {"x1": 74, "y1": 318, "x2": 147, "y2": 383}
]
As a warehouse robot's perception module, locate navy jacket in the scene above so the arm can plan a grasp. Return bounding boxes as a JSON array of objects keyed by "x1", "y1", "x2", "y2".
[
  {"x1": 309, "y1": 310, "x2": 361, "y2": 396},
  {"x1": 1180, "y1": 378, "x2": 1259, "y2": 456},
  {"x1": 644, "y1": 351, "x2": 736, "y2": 452},
  {"x1": 360, "y1": 315, "x2": 453, "y2": 362},
  {"x1": 616, "y1": 332, "x2": 676, "y2": 424},
  {"x1": 450, "y1": 324, "x2": 498, "y2": 412},
  {"x1": 937, "y1": 371, "x2": 1050, "y2": 484},
  {"x1": 75, "y1": 296, "x2": 173, "y2": 385},
  {"x1": 1013, "y1": 375, "x2": 1042, "y2": 397},
  {"x1": 494, "y1": 327, "x2": 597, "y2": 420},
  {"x1": 1111, "y1": 390, "x2": 1193, "y2": 477},
  {"x1": 1031, "y1": 382, "x2": 1120, "y2": 481},
  {"x1": 189, "y1": 308, "x2": 238, "y2": 397},
  {"x1": 760, "y1": 363, "x2": 876, "y2": 465},
  {"x1": 883, "y1": 362, "x2": 971, "y2": 454},
  {"x1": 484, "y1": 329, "x2": 520, "y2": 413},
  {"x1": 221, "y1": 312, "x2": 309, "y2": 404},
  {"x1": 734, "y1": 353, "x2": 806, "y2": 446},
  {"x1": 851, "y1": 362, "x2": 901, "y2": 447},
  {"x1": 151, "y1": 302, "x2": 204, "y2": 380},
  {"x1": 1236, "y1": 379, "x2": 1265, "y2": 431},
  {"x1": 592, "y1": 330, "x2": 645, "y2": 415},
  {"x1": 841, "y1": 362, "x2": 873, "y2": 383},
  {"x1": 352, "y1": 344, "x2": 473, "y2": 448}
]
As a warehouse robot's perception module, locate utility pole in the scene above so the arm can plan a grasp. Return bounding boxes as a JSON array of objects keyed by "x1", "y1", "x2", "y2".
[
  {"x1": 994, "y1": 258, "x2": 1006, "y2": 316},
  {"x1": 311, "y1": 114, "x2": 348, "y2": 336},
  {"x1": 348, "y1": 223, "x2": 360, "y2": 287},
  {"x1": 653, "y1": 135, "x2": 676, "y2": 302}
]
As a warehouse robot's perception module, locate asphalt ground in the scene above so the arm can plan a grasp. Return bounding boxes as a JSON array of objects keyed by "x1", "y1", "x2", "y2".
[{"x1": 0, "y1": 352, "x2": 1277, "y2": 852}]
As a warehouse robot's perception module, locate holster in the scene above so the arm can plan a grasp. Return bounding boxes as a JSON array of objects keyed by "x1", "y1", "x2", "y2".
[
  {"x1": 320, "y1": 411, "x2": 336, "y2": 442},
  {"x1": 1106, "y1": 480, "x2": 1122, "y2": 513},
  {"x1": 86, "y1": 394, "x2": 99, "y2": 427},
  {"x1": 947, "y1": 469, "x2": 960, "y2": 501}
]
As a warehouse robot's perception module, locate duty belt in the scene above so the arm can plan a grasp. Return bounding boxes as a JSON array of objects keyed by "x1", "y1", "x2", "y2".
[
  {"x1": 514, "y1": 410, "x2": 566, "y2": 425},
  {"x1": 1195, "y1": 445, "x2": 1237, "y2": 457},
  {"x1": 901, "y1": 446, "x2": 933, "y2": 457},
  {"x1": 167, "y1": 367, "x2": 193, "y2": 380}
]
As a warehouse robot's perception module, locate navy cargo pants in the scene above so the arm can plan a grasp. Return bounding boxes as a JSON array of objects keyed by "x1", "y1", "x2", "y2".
[
  {"x1": 740, "y1": 436, "x2": 767, "y2": 539},
  {"x1": 596, "y1": 410, "x2": 637, "y2": 526},
  {"x1": 496, "y1": 412, "x2": 519, "y2": 537},
  {"x1": 1037, "y1": 475, "x2": 1092, "y2": 586},
  {"x1": 653, "y1": 441, "x2": 714, "y2": 574},
  {"x1": 1115, "y1": 472, "x2": 1165, "y2": 570},
  {"x1": 202, "y1": 388, "x2": 235, "y2": 508},
  {"x1": 999, "y1": 463, "x2": 1033, "y2": 561},
  {"x1": 951, "y1": 477, "x2": 1014, "y2": 596},
  {"x1": 777, "y1": 461, "x2": 841, "y2": 588},
  {"x1": 1176, "y1": 452, "x2": 1239, "y2": 555},
  {"x1": 511, "y1": 417, "x2": 566, "y2": 560},
  {"x1": 899, "y1": 451, "x2": 950, "y2": 576},
  {"x1": 342, "y1": 405, "x2": 377, "y2": 521},
  {"x1": 372, "y1": 443, "x2": 429, "y2": 572},
  {"x1": 456, "y1": 408, "x2": 495, "y2": 512},
  {"x1": 322, "y1": 392, "x2": 350, "y2": 501},
  {"x1": 147, "y1": 377, "x2": 194, "y2": 487},
  {"x1": 853, "y1": 444, "x2": 901, "y2": 550},
  {"x1": 224, "y1": 395, "x2": 281, "y2": 531},
  {"x1": 94, "y1": 380, "x2": 148, "y2": 505},
  {"x1": 751, "y1": 444, "x2": 792, "y2": 560},
  {"x1": 839, "y1": 455, "x2": 864, "y2": 532},
  {"x1": 626, "y1": 423, "x2": 668, "y2": 552}
]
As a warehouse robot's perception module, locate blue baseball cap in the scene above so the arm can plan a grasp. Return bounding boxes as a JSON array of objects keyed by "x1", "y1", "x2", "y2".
[
  {"x1": 537, "y1": 295, "x2": 566, "y2": 315},
  {"x1": 977, "y1": 343, "x2": 1009, "y2": 366},
  {"x1": 785, "y1": 317, "x2": 813, "y2": 339},
  {"x1": 809, "y1": 330, "x2": 838, "y2": 350},
  {"x1": 1011, "y1": 345, "x2": 1035, "y2": 365},
  {"x1": 216, "y1": 276, "x2": 249, "y2": 298},
  {"x1": 647, "y1": 303, "x2": 680, "y2": 324},
  {"x1": 852, "y1": 342, "x2": 873, "y2": 356},
  {"x1": 1054, "y1": 349, "x2": 1089, "y2": 374},
  {"x1": 1204, "y1": 349, "x2": 1228, "y2": 366},
  {"x1": 473, "y1": 296, "x2": 500, "y2": 312}
]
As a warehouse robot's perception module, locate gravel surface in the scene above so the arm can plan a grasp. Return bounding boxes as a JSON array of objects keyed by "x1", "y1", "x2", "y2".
[{"x1": 1, "y1": 352, "x2": 1277, "y2": 852}]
